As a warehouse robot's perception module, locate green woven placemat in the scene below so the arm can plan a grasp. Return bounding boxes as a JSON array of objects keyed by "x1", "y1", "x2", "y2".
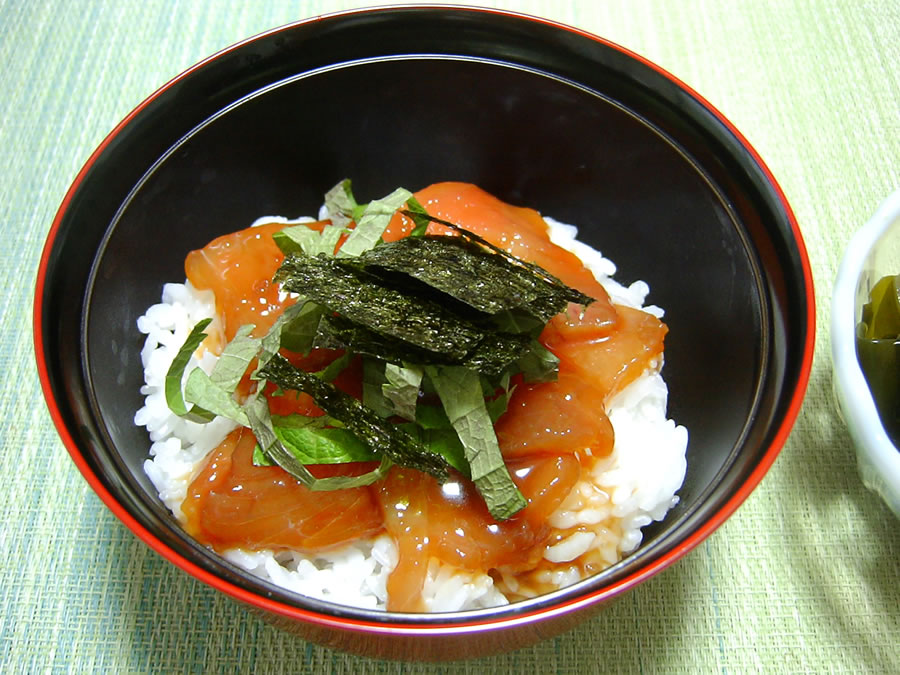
[{"x1": 2, "y1": 1, "x2": 898, "y2": 672}]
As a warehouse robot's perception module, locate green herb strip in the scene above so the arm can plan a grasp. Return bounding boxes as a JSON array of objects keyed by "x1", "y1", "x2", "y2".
[
  {"x1": 257, "y1": 354, "x2": 451, "y2": 483},
  {"x1": 273, "y1": 223, "x2": 344, "y2": 257},
  {"x1": 336, "y1": 187, "x2": 412, "y2": 258},
  {"x1": 183, "y1": 368, "x2": 248, "y2": 426},
  {"x1": 405, "y1": 195, "x2": 432, "y2": 237},
  {"x1": 164, "y1": 318, "x2": 216, "y2": 422},
  {"x1": 209, "y1": 324, "x2": 259, "y2": 391},
  {"x1": 314, "y1": 350, "x2": 353, "y2": 383},
  {"x1": 514, "y1": 338, "x2": 561, "y2": 383},
  {"x1": 323, "y1": 178, "x2": 357, "y2": 229},
  {"x1": 246, "y1": 397, "x2": 391, "y2": 490},
  {"x1": 271, "y1": 414, "x2": 379, "y2": 464},
  {"x1": 275, "y1": 301, "x2": 325, "y2": 355},
  {"x1": 382, "y1": 363, "x2": 424, "y2": 421},
  {"x1": 426, "y1": 365, "x2": 527, "y2": 520},
  {"x1": 400, "y1": 424, "x2": 470, "y2": 477},
  {"x1": 361, "y1": 357, "x2": 395, "y2": 419}
]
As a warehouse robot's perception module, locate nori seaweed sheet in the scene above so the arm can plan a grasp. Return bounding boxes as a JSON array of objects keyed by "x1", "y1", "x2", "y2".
[
  {"x1": 258, "y1": 354, "x2": 451, "y2": 482},
  {"x1": 355, "y1": 235, "x2": 592, "y2": 321},
  {"x1": 275, "y1": 253, "x2": 485, "y2": 359},
  {"x1": 314, "y1": 314, "x2": 531, "y2": 376}
]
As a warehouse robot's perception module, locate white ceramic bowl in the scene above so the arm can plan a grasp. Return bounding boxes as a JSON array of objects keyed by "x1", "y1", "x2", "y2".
[{"x1": 832, "y1": 190, "x2": 900, "y2": 517}]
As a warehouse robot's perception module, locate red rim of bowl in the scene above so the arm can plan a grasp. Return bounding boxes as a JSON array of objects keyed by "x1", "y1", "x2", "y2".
[{"x1": 33, "y1": 5, "x2": 816, "y2": 635}]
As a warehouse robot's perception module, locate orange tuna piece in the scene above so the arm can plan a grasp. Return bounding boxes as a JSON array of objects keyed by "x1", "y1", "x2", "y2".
[
  {"x1": 542, "y1": 304, "x2": 668, "y2": 401},
  {"x1": 376, "y1": 453, "x2": 580, "y2": 612},
  {"x1": 185, "y1": 221, "x2": 325, "y2": 342},
  {"x1": 495, "y1": 368, "x2": 614, "y2": 461},
  {"x1": 182, "y1": 427, "x2": 384, "y2": 553}
]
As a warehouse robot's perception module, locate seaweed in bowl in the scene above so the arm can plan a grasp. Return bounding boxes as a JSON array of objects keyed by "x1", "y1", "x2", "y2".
[
  {"x1": 832, "y1": 189, "x2": 900, "y2": 517},
  {"x1": 34, "y1": 7, "x2": 814, "y2": 660}
]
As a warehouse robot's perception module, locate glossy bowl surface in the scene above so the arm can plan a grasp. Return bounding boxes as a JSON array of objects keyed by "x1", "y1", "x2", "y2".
[
  {"x1": 35, "y1": 6, "x2": 815, "y2": 660},
  {"x1": 832, "y1": 190, "x2": 900, "y2": 517}
]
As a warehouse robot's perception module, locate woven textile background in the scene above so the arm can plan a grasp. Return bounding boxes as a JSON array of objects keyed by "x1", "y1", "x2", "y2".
[{"x1": 3, "y1": 1, "x2": 899, "y2": 672}]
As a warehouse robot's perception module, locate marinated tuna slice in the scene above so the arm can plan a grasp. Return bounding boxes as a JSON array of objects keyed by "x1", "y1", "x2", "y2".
[
  {"x1": 185, "y1": 221, "x2": 298, "y2": 342},
  {"x1": 182, "y1": 427, "x2": 384, "y2": 553},
  {"x1": 376, "y1": 453, "x2": 580, "y2": 611},
  {"x1": 541, "y1": 304, "x2": 667, "y2": 400},
  {"x1": 546, "y1": 300, "x2": 620, "y2": 342},
  {"x1": 495, "y1": 368, "x2": 614, "y2": 461}
]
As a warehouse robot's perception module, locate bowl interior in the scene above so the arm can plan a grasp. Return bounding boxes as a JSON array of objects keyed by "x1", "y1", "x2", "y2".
[{"x1": 39, "y1": 8, "x2": 812, "y2": 623}]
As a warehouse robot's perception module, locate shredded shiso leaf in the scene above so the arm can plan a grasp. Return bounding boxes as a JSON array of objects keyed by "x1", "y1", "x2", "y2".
[
  {"x1": 426, "y1": 365, "x2": 528, "y2": 520},
  {"x1": 165, "y1": 318, "x2": 215, "y2": 421},
  {"x1": 312, "y1": 313, "x2": 535, "y2": 377},
  {"x1": 246, "y1": 395, "x2": 392, "y2": 490},
  {"x1": 164, "y1": 180, "x2": 595, "y2": 520}
]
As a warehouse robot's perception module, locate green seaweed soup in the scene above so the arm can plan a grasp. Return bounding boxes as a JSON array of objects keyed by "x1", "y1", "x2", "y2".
[{"x1": 856, "y1": 273, "x2": 900, "y2": 448}]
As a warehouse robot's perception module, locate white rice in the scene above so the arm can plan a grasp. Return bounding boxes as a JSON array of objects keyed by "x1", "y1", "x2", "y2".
[{"x1": 135, "y1": 215, "x2": 688, "y2": 612}]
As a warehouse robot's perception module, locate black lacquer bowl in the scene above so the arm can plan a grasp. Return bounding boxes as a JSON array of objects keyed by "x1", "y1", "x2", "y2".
[{"x1": 34, "y1": 6, "x2": 815, "y2": 661}]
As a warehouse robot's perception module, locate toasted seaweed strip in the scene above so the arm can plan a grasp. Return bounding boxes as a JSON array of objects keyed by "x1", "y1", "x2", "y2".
[
  {"x1": 314, "y1": 314, "x2": 530, "y2": 376},
  {"x1": 355, "y1": 235, "x2": 578, "y2": 321},
  {"x1": 400, "y1": 210, "x2": 594, "y2": 307},
  {"x1": 463, "y1": 333, "x2": 532, "y2": 375},
  {"x1": 257, "y1": 354, "x2": 451, "y2": 482},
  {"x1": 313, "y1": 314, "x2": 434, "y2": 363},
  {"x1": 275, "y1": 253, "x2": 484, "y2": 359}
]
